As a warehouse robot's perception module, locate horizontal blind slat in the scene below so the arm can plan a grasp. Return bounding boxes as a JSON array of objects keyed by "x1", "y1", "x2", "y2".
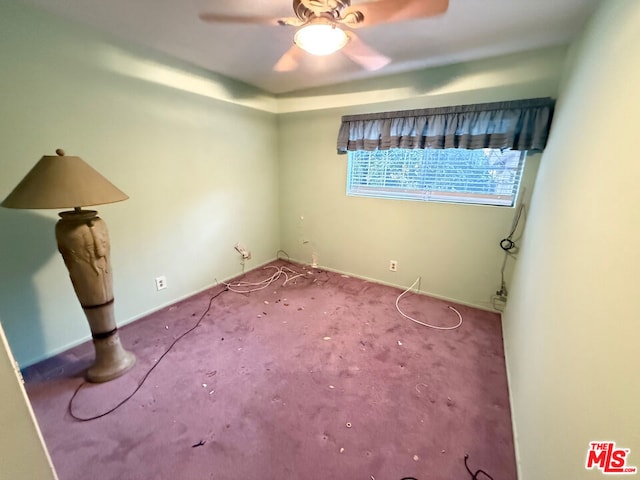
[{"x1": 347, "y1": 148, "x2": 526, "y2": 207}]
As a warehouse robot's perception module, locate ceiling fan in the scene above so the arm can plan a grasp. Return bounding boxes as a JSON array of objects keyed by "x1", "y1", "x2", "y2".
[{"x1": 199, "y1": 0, "x2": 449, "y2": 72}]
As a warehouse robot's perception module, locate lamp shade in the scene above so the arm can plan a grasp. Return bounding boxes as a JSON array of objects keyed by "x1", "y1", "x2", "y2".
[{"x1": 2, "y1": 149, "x2": 128, "y2": 209}]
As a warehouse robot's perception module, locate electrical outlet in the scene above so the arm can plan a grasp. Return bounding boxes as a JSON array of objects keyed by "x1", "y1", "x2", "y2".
[
  {"x1": 155, "y1": 276, "x2": 167, "y2": 291},
  {"x1": 389, "y1": 260, "x2": 398, "y2": 272}
]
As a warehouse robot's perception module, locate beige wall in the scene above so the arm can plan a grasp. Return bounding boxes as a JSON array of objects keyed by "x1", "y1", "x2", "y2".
[
  {"x1": 0, "y1": 323, "x2": 57, "y2": 479},
  {"x1": 503, "y1": 1, "x2": 640, "y2": 478},
  {"x1": 5, "y1": 2, "x2": 630, "y2": 478},
  {"x1": 277, "y1": 47, "x2": 566, "y2": 310},
  {"x1": 1, "y1": 0, "x2": 567, "y2": 366},
  {"x1": 0, "y1": 1, "x2": 279, "y2": 367}
]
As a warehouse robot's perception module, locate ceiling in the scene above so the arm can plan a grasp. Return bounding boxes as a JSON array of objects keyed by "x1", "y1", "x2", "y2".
[{"x1": 19, "y1": 0, "x2": 599, "y2": 95}]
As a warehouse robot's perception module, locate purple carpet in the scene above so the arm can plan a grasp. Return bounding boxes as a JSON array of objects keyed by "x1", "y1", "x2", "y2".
[{"x1": 24, "y1": 261, "x2": 517, "y2": 480}]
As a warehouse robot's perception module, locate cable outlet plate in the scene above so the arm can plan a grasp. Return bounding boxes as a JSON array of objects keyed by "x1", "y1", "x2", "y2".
[
  {"x1": 155, "y1": 276, "x2": 167, "y2": 291},
  {"x1": 389, "y1": 260, "x2": 398, "y2": 272},
  {"x1": 235, "y1": 244, "x2": 251, "y2": 260}
]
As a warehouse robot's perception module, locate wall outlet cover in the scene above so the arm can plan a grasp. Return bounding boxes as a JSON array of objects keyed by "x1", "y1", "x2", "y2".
[{"x1": 155, "y1": 276, "x2": 167, "y2": 290}]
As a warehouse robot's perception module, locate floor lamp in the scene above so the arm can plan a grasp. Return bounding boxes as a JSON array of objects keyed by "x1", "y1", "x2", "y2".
[{"x1": 2, "y1": 149, "x2": 135, "y2": 382}]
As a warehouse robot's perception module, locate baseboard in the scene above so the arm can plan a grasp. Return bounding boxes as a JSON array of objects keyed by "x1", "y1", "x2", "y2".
[
  {"x1": 501, "y1": 323, "x2": 522, "y2": 480},
  {"x1": 20, "y1": 258, "x2": 279, "y2": 369},
  {"x1": 284, "y1": 256, "x2": 500, "y2": 313},
  {"x1": 22, "y1": 256, "x2": 498, "y2": 369}
]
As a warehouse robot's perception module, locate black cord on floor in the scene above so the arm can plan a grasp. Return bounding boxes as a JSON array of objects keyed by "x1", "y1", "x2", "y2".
[
  {"x1": 464, "y1": 454, "x2": 495, "y2": 480},
  {"x1": 68, "y1": 287, "x2": 229, "y2": 422}
]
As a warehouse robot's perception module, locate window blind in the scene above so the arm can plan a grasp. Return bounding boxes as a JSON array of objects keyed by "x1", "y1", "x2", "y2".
[{"x1": 347, "y1": 148, "x2": 526, "y2": 207}]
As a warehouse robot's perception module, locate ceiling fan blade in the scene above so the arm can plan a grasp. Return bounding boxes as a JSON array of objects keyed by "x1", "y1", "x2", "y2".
[
  {"x1": 199, "y1": 12, "x2": 302, "y2": 27},
  {"x1": 342, "y1": 33, "x2": 390, "y2": 71},
  {"x1": 343, "y1": 0, "x2": 449, "y2": 28},
  {"x1": 273, "y1": 45, "x2": 305, "y2": 72}
]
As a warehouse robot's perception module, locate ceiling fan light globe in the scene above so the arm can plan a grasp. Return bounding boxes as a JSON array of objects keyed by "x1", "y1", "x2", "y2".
[{"x1": 294, "y1": 24, "x2": 349, "y2": 56}]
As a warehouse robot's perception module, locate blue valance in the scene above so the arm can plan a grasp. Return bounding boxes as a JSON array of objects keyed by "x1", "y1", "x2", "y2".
[{"x1": 337, "y1": 97, "x2": 555, "y2": 154}]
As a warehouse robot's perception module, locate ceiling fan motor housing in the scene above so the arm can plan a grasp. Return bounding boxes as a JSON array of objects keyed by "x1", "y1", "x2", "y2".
[{"x1": 294, "y1": 0, "x2": 353, "y2": 21}]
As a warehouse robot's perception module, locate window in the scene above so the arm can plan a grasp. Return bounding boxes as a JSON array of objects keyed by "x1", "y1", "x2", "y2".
[{"x1": 347, "y1": 148, "x2": 526, "y2": 207}]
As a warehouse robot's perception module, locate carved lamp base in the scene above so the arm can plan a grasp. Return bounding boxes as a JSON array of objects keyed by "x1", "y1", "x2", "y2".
[
  {"x1": 87, "y1": 331, "x2": 136, "y2": 383},
  {"x1": 56, "y1": 209, "x2": 135, "y2": 383}
]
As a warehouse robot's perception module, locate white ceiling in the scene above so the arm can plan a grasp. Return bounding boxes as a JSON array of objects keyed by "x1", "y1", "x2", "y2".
[{"x1": 19, "y1": 0, "x2": 600, "y2": 95}]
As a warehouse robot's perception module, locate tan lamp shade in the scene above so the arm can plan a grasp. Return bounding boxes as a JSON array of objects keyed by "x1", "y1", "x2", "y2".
[{"x1": 2, "y1": 149, "x2": 128, "y2": 209}]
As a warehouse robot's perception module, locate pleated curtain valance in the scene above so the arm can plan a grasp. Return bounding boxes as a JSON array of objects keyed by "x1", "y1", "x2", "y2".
[{"x1": 336, "y1": 97, "x2": 556, "y2": 154}]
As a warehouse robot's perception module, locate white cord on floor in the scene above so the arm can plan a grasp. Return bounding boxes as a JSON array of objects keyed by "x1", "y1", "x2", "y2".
[
  {"x1": 224, "y1": 265, "x2": 306, "y2": 293},
  {"x1": 396, "y1": 277, "x2": 463, "y2": 330}
]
